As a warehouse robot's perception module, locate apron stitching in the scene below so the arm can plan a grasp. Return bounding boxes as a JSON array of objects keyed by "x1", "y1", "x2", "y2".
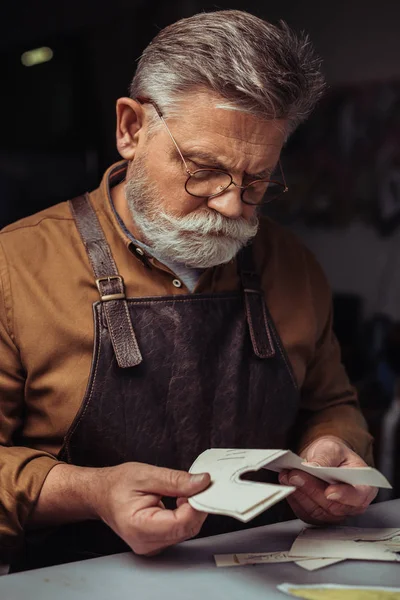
[
  {"x1": 244, "y1": 293, "x2": 274, "y2": 357},
  {"x1": 245, "y1": 295, "x2": 260, "y2": 356},
  {"x1": 261, "y1": 296, "x2": 275, "y2": 354},
  {"x1": 105, "y1": 307, "x2": 125, "y2": 367},
  {"x1": 271, "y1": 327, "x2": 299, "y2": 390},
  {"x1": 65, "y1": 307, "x2": 104, "y2": 455},
  {"x1": 122, "y1": 298, "x2": 138, "y2": 342}
]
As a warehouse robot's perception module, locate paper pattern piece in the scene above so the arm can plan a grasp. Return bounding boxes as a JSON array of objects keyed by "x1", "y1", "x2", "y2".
[
  {"x1": 215, "y1": 526, "x2": 400, "y2": 574},
  {"x1": 215, "y1": 551, "x2": 293, "y2": 567},
  {"x1": 265, "y1": 450, "x2": 392, "y2": 488},
  {"x1": 277, "y1": 583, "x2": 400, "y2": 600},
  {"x1": 293, "y1": 558, "x2": 344, "y2": 571},
  {"x1": 289, "y1": 527, "x2": 400, "y2": 562},
  {"x1": 214, "y1": 552, "x2": 342, "y2": 570},
  {"x1": 189, "y1": 449, "x2": 295, "y2": 521},
  {"x1": 188, "y1": 448, "x2": 391, "y2": 522}
]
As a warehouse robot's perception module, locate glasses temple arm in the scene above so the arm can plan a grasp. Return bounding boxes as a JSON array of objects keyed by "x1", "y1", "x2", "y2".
[
  {"x1": 279, "y1": 159, "x2": 288, "y2": 191},
  {"x1": 136, "y1": 96, "x2": 192, "y2": 176},
  {"x1": 159, "y1": 115, "x2": 192, "y2": 175}
]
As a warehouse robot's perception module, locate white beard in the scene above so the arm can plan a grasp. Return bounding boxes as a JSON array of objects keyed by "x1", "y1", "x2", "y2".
[{"x1": 124, "y1": 159, "x2": 259, "y2": 269}]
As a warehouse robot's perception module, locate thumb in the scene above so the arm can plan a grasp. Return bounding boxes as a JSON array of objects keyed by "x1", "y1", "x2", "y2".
[
  {"x1": 302, "y1": 438, "x2": 345, "y2": 468},
  {"x1": 138, "y1": 466, "x2": 211, "y2": 498}
]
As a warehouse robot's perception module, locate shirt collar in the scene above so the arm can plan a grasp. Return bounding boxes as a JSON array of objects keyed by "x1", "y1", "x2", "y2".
[
  {"x1": 92, "y1": 160, "x2": 237, "y2": 288},
  {"x1": 95, "y1": 160, "x2": 132, "y2": 248}
]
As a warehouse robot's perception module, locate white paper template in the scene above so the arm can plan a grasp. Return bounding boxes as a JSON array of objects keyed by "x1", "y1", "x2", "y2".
[
  {"x1": 188, "y1": 448, "x2": 391, "y2": 522},
  {"x1": 188, "y1": 449, "x2": 295, "y2": 521},
  {"x1": 266, "y1": 450, "x2": 392, "y2": 488},
  {"x1": 214, "y1": 526, "x2": 400, "y2": 574},
  {"x1": 293, "y1": 557, "x2": 344, "y2": 571},
  {"x1": 289, "y1": 526, "x2": 400, "y2": 561},
  {"x1": 214, "y1": 551, "x2": 296, "y2": 567},
  {"x1": 214, "y1": 552, "x2": 343, "y2": 570}
]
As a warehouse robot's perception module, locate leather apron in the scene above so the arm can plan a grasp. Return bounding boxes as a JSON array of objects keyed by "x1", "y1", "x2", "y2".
[{"x1": 14, "y1": 194, "x2": 300, "y2": 570}]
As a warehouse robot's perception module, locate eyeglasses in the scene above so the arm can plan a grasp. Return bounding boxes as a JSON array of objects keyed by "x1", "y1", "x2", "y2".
[{"x1": 136, "y1": 96, "x2": 288, "y2": 206}]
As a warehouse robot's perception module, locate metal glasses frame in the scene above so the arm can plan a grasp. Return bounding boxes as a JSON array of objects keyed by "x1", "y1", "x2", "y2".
[{"x1": 136, "y1": 96, "x2": 288, "y2": 205}]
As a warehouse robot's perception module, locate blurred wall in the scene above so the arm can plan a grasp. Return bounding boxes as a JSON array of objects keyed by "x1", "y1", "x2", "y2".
[
  {"x1": 282, "y1": 0, "x2": 400, "y2": 320},
  {"x1": 0, "y1": 0, "x2": 192, "y2": 222},
  {"x1": 278, "y1": 0, "x2": 400, "y2": 84}
]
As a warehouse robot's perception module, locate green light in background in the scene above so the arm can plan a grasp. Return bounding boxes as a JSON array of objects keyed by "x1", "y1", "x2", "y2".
[{"x1": 21, "y1": 47, "x2": 54, "y2": 67}]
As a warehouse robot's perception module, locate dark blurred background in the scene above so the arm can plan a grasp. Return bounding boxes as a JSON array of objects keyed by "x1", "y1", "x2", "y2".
[{"x1": 1, "y1": 0, "x2": 400, "y2": 497}]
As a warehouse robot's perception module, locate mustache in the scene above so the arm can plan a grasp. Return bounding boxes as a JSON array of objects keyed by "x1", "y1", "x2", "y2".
[
  {"x1": 124, "y1": 168, "x2": 259, "y2": 268},
  {"x1": 155, "y1": 207, "x2": 259, "y2": 239},
  {"x1": 125, "y1": 165, "x2": 258, "y2": 241}
]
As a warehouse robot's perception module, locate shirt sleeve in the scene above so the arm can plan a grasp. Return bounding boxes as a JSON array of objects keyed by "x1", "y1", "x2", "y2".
[
  {"x1": 0, "y1": 240, "x2": 58, "y2": 562},
  {"x1": 292, "y1": 247, "x2": 374, "y2": 465}
]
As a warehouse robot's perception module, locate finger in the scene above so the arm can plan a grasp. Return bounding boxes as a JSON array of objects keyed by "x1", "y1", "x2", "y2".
[
  {"x1": 286, "y1": 492, "x2": 346, "y2": 525},
  {"x1": 325, "y1": 483, "x2": 378, "y2": 508},
  {"x1": 295, "y1": 492, "x2": 369, "y2": 519},
  {"x1": 133, "y1": 465, "x2": 211, "y2": 498},
  {"x1": 133, "y1": 511, "x2": 207, "y2": 555},
  {"x1": 290, "y1": 486, "x2": 344, "y2": 520},
  {"x1": 285, "y1": 469, "x2": 330, "y2": 505},
  {"x1": 143, "y1": 547, "x2": 166, "y2": 557},
  {"x1": 284, "y1": 472, "x2": 371, "y2": 520},
  {"x1": 282, "y1": 470, "x2": 351, "y2": 516},
  {"x1": 130, "y1": 501, "x2": 208, "y2": 554},
  {"x1": 176, "y1": 497, "x2": 189, "y2": 508},
  {"x1": 278, "y1": 470, "x2": 290, "y2": 485},
  {"x1": 129, "y1": 493, "x2": 164, "y2": 512}
]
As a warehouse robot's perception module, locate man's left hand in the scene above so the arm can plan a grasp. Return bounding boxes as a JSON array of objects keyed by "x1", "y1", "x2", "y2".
[{"x1": 278, "y1": 435, "x2": 377, "y2": 525}]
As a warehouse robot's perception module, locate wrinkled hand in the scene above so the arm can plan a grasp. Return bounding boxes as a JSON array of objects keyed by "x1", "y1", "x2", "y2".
[
  {"x1": 94, "y1": 462, "x2": 210, "y2": 556},
  {"x1": 279, "y1": 436, "x2": 377, "y2": 525}
]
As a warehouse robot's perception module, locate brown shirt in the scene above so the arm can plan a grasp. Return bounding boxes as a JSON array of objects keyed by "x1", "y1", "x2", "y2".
[{"x1": 0, "y1": 162, "x2": 373, "y2": 558}]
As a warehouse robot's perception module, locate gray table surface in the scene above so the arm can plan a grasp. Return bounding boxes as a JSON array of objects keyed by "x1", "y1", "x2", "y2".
[{"x1": 1, "y1": 499, "x2": 399, "y2": 599}]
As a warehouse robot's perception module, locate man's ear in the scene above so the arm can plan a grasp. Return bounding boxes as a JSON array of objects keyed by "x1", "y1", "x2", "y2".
[{"x1": 116, "y1": 98, "x2": 145, "y2": 160}]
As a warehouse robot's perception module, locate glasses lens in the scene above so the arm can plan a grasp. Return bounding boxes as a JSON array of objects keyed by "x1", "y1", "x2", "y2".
[
  {"x1": 242, "y1": 181, "x2": 285, "y2": 205},
  {"x1": 186, "y1": 170, "x2": 232, "y2": 197}
]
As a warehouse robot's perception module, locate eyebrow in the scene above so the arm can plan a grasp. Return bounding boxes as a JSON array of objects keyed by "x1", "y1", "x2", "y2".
[{"x1": 183, "y1": 150, "x2": 274, "y2": 179}]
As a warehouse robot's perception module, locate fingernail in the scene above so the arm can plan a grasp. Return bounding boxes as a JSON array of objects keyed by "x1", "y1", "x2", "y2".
[
  {"x1": 289, "y1": 475, "x2": 305, "y2": 488},
  {"x1": 190, "y1": 473, "x2": 209, "y2": 484},
  {"x1": 327, "y1": 493, "x2": 341, "y2": 501},
  {"x1": 280, "y1": 474, "x2": 289, "y2": 485}
]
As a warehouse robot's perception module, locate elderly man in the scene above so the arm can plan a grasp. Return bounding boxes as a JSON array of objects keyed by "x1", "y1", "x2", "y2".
[{"x1": 0, "y1": 10, "x2": 376, "y2": 571}]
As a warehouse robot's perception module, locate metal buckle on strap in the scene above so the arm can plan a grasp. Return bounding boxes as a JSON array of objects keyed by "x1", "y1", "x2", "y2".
[{"x1": 95, "y1": 275, "x2": 126, "y2": 302}]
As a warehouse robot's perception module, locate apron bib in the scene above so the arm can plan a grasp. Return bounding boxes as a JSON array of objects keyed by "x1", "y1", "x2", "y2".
[{"x1": 15, "y1": 194, "x2": 299, "y2": 570}]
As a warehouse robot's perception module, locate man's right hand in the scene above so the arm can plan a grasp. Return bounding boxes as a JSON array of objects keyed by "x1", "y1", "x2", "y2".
[
  {"x1": 94, "y1": 462, "x2": 210, "y2": 555},
  {"x1": 30, "y1": 462, "x2": 210, "y2": 556}
]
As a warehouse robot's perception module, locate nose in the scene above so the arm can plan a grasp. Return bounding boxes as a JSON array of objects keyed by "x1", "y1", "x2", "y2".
[{"x1": 206, "y1": 186, "x2": 243, "y2": 219}]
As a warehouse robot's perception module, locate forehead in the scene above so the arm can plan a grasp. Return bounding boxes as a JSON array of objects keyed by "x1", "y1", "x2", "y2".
[{"x1": 166, "y1": 92, "x2": 287, "y2": 167}]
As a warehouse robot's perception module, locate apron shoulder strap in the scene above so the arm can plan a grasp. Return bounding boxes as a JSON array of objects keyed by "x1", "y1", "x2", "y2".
[
  {"x1": 69, "y1": 194, "x2": 142, "y2": 368},
  {"x1": 238, "y1": 245, "x2": 275, "y2": 359}
]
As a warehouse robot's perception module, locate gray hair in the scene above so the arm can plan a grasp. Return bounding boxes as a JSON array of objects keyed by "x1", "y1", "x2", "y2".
[{"x1": 129, "y1": 10, "x2": 326, "y2": 134}]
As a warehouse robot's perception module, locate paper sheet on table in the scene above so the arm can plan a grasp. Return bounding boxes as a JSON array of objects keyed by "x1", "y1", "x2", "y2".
[
  {"x1": 214, "y1": 551, "x2": 343, "y2": 570},
  {"x1": 294, "y1": 557, "x2": 344, "y2": 571},
  {"x1": 188, "y1": 449, "x2": 391, "y2": 522},
  {"x1": 277, "y1": 583, "x2": 400, "y2": 599},
  {"x1": 289, "y1": 526, "x2": 400, "y2": 561}
]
